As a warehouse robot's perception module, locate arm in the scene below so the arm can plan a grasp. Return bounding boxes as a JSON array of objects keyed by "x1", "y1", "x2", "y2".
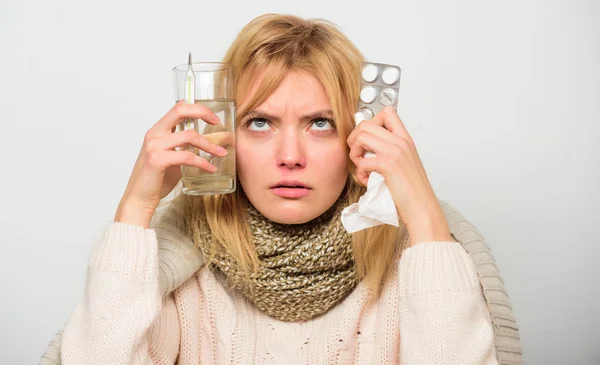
[
  {"x1": 40, "y1": 201, "x2": 204, "y2": 365},
  {"x1": 59, "y1": 222, "x2": 180, "y2": 365},
  {"x1": 398, "y1": 241, "x2": 498, "y2": 365},
  {"x1": 46, "y1": 101, "x2": 217, "y2": 364}
]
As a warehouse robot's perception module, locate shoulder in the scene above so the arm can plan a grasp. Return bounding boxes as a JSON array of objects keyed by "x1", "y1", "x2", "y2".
[
  {"x1": 435, "y1": 198, "x2": 524, "y2": 360},
  {"x1": 434, "y1": 198, "x2": 505, "y2": 303},
  {"x1": 437, "y1": 198, "x2": 471, "y2": 227},
  {"x1": 436, "y1": 198, "x2": 488, "y2": 244},
  {"x1": 150, "y1": 195, "x2": 206, "y2": 297}
]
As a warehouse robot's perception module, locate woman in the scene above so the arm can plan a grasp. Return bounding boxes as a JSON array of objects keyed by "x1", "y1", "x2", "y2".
[{"x1": 48, "y1": 13, "x2": 523, "y2": 365}]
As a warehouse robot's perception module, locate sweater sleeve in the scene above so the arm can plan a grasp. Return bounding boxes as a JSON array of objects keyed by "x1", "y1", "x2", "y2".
[
  {"x1": 398, "y1": 241, "x2": 498, "y2": 365},
  {"x1": 60, "y1": 222, "x2": 180, "y2": 365}
]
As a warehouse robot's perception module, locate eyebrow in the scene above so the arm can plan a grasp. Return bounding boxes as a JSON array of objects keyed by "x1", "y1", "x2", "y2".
[{"x1": 244, "y1": 109, "x2": 334, "y2": 121}]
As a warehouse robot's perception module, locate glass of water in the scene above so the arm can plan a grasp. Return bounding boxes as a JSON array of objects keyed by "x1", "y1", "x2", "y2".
[{"x1": 172, "y1": 62, "x2": 236, "y2": 196}]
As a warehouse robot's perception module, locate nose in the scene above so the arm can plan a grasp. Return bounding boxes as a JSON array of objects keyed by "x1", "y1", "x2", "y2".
[{"x1": 275, "y1": 127, "x2": 306, "y2": 169}]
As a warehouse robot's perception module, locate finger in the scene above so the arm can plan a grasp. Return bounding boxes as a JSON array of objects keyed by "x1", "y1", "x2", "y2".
[
  {"x1": 348, "y1": 131, "x2": 395, "y2": 162},
  {"x1": 370, "y1": 106, "x2": 413, "y2": 142},
  {"x1": 203, "y1": 131, "x2": 235, "y2": 149},
  {"x1": 148, "y1": 130, "x2": 227, "y2": 157},
  {"x1": 357, "y1": 120, "x2": 422, "y2": 165},
  {"x1": 355, "y1": 156, "x2": 379, "y2": 186},
  {"x1": 152, "y1": 101, "x2": 221, "y2": 136},
  {"x1": 347, "y1": 121, "x2": 401, "y2": 148},
  {"x1": 147, "y1": 150, "x2": 217, "y2": 173}
]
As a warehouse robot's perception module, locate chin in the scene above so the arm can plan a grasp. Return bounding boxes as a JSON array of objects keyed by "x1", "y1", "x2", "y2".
[{"x1": 260, "y1": 198, "x2": 323, "y2": 225}]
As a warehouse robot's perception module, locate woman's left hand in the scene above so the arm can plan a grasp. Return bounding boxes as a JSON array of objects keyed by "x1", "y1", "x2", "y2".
[{"x1": 347, "y1": 106, "x2": 453, "y2": 246}]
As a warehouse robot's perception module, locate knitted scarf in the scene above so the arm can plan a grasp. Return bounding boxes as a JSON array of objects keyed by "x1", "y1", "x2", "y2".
[{"x1": 196, "y1": 200, "x2": 357, "y2": 322}]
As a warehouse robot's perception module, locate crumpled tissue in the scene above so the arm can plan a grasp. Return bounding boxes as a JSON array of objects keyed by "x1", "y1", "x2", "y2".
[{"x1": 341, "y1": 112, "x2": 400, "y2": 233}]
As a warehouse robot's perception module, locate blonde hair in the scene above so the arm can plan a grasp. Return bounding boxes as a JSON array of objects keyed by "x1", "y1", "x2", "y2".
[{"x1": 166, "y1": 14, "x2": 402, "y2": 298}]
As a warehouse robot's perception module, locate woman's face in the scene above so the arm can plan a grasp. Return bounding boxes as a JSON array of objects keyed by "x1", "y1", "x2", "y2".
[{"x1": 236, "y1": 70, "x2": 348, "y2": 224}]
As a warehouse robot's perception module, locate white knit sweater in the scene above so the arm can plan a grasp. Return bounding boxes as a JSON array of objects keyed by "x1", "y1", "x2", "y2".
[{"x1": 59, "y1": 219, "x2": 499, "y2": 364}]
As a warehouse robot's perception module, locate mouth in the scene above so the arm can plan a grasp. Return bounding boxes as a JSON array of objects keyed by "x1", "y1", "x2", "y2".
[
  {"x1": 270, "y1": 181, "x2": 312, "y2": 198},
  {"x1": 270, "y1": 180, "x2": 311, "y2": 189}
]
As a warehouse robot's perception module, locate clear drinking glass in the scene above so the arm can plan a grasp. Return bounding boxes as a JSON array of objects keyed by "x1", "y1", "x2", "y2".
[{"x1": 172, "y1": 62, "x2": 236, "y2": 195}]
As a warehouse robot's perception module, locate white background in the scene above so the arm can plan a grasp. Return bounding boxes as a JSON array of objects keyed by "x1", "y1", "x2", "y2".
[{"x1": 1, "y1": 0, "x2": 598, "y2": 364}]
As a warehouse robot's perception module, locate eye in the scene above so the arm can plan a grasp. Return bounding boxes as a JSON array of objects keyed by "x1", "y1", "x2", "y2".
[
  {"x1": 245, "y1": 118, "x2": 271, "y2": 131},
  {"x1": 309, "y1": 118, "x2": 335, "y2": 131}
]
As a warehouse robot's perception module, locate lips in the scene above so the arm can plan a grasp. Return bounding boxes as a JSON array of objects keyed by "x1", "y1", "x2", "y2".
[
  {"x1": 270, "y1": 180, "x2": 312, "y2": 198},
  {"x1": 270, "y1": 180, "x2": 311, "y2": 189}
]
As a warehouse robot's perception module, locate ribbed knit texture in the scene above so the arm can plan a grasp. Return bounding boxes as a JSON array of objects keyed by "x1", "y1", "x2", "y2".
[
  {"x1": 42, "y1": 199, "x2": 523, "y2": 365},
  {"x1": 439, "y1": 201, "x2": 523, "y2": 364}
]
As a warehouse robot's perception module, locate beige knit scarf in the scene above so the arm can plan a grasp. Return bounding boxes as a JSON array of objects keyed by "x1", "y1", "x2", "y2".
[{"x1": 196, "y1": 200, "x2": 357, "y2": 322}]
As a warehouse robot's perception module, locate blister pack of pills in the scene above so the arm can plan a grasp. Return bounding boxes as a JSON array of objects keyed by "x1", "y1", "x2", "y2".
[{"x1": 356, "y1": 62, "x2": 401, "y2": 121}]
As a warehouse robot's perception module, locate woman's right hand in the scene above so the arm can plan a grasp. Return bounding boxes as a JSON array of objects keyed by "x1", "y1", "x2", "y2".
[{"x1": 114, "y1": 100, "x2": 227, "y2": 228}]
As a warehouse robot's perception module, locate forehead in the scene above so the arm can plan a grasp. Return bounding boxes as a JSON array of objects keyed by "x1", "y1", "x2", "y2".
[{"x1": 238, "y1": 69, "x2": 331, "y2": 114}]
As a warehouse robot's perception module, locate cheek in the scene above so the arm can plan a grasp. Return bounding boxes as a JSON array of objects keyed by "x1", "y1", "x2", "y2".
[
  {"x1": 236, "y1": 136, "x2": 268, "y2": 184},
  {"x1": 310, "y1": 143, "x2": 348, "y2": 184}
]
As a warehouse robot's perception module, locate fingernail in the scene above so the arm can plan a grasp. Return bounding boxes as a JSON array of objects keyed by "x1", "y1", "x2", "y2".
[
  {"x1": 216, "y1": 146, "x2": 227, "y2": 156},
  {"x1": 209, "y1": 164, "x2": 218, "y2": 172}
]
